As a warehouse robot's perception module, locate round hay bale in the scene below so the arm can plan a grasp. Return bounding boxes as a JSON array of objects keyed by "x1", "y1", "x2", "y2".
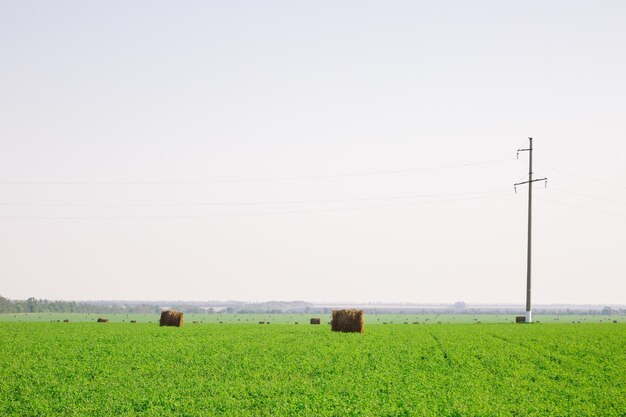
[
  {"x1": 331, "y1": 309, "x2": 364, "y2": 333},
  {"x1": 160, "y1": 310, "x2": 184, "y2": 327}
]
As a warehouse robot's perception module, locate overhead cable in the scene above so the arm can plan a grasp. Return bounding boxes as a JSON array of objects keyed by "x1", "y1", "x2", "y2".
[
  {"x1": 0, "y1": 190, "x2": 508, "y2": 207},
  {"x1": 0, "y1": 158, "x2": 514, "y2": 186},
  {"x1": 0, "y1": 193, "x2": 513, "y2": 220},
  {"x1": 549, "y1": 187, "x2": 626, "y2": 207},
  {"x1": 535, "y1": 163, "x2": 626, "y2": 190},
  {"x1": 536, "y1": 197, "x2": 626, "y2": 219}
]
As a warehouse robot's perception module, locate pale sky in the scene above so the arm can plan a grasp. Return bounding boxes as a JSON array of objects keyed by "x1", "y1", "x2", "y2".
[{"x1": 1, "y1": 1, "x2": 625, "y2": 304}]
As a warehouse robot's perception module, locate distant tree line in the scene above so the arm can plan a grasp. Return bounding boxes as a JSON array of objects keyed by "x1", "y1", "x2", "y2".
[
  {"x1": 1, "y1": 295, "x2": 623, "y2": 316},
  {"x1": 0, "y1": 296, "x2": 206, "y2": 314},
  {"x1": 230, "y1": 308, "x2": 295, "y2": 314},
  {"x1": 226, "y1": 301, "x2": 314, "y2": 314}
]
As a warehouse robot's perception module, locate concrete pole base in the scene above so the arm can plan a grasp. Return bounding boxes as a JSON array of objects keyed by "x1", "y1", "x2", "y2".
[{"x1": 525, "y1": 310, "x2": 532, "y2": 323}]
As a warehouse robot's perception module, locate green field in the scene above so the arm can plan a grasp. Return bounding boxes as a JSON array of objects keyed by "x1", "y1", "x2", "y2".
[{"x1": 0, "y1": 321, "x2": 624, "y2": 416}]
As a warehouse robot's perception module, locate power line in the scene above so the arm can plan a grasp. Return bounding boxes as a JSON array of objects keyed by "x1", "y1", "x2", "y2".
[
  {"x1": 535, "y1": 163, "x2": 626, "y2": 190},
  {"x1": 549, "y1": 187, "x2": 626, "y2": 207},
  {"x1": 0, "y1": 193, "x2": 513, "y2": 220},
  {"x1": 0, "y1": 158, "x2": 514, "y2": 185},
  {"x1": 0, "y1": 190, "x2": 508, "y2": 207},
  {"x1": 536, "y1": 197, "x2": 626, "y2": 219}
]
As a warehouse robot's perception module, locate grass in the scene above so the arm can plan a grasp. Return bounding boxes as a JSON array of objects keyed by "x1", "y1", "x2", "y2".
[{"x1": 0, "y1": 321, "x2": 624, "y2": 416}]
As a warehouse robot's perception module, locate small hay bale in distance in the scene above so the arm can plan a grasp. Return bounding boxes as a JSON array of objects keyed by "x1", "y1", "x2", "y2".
[
  {"x1": 259, "y1": 321, "x2": 265, "y2": 324},
  {"x1": 97, "y1": 318, "x2": 109, "y2": 323},
  {"x1": 515, "y1": 316, "x2": 526, "y2": 323},
  {"x1": 63, "y1": 319, "x2": 69, "y2": 322},
  {"x1": 310, "y1": 318, "x2": 321, "y2": 325},
  {"x1": 331, "y1": 309, "x2": 364, "y2": 333},
  {"x1": 159, "y1": 310, "x2": 184, "y2": 327},
  {"x1": 130, "y1": 320, "x2": 136, "y2": 323}
]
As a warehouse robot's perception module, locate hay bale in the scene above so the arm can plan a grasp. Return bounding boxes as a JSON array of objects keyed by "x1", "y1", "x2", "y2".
[
  {"x1": 159, "y1": 310, "x2": 184, "y2": 327},
  {"x1": 331, "y1": 309, "x2": 364, "y2": 333},
  {"x1": 97, "y1": 318, "x2": 109, "y2": 323},
  {"x1": 515, "y1": 316, "x2": 526, "y2": 323},
  {"x1": 130, "y1": 320, "x2": 136, "y2": 323},
  {"x1": 310, "y1": 318, "x2": 321, "y2": 325},
  {"x1": 63, "y1": 319, "x2": 69, "y2": 322},
  {"x1": 259, "y1": 321, "x2": 265, "y2": 324}
]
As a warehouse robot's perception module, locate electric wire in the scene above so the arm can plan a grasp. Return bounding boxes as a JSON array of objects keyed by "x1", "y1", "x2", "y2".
[
  {"x1": 549, "y1": 187, "x2": 626, "y2": 207},
  {"x1": 0, "y1": 158, "x2": 515, "y2": 185},
  {"x1": 535, "y1": 197, "x2": 626, "y2": 219},
  {"x1": 534, "y1": 163, "x2": 626, "y2": 190},
  {"x1": 0, "y1": 193, "x2": 513, "y2": 220},
  {"x1": 0, "y1": 190, "x2": 508, "y2": 207}
]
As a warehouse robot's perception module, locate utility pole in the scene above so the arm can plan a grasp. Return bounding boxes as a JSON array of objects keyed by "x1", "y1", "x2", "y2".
[{"x1": 514, "y1": 138, "x2": 547, "y2": 323}]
